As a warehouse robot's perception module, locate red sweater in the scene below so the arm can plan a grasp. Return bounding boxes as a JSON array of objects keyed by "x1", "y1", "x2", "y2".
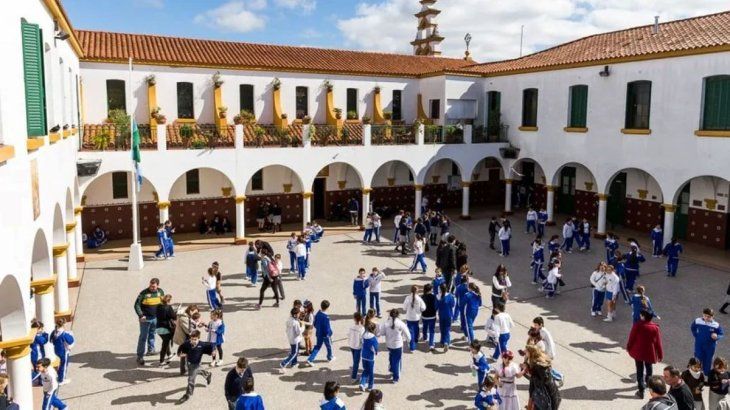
[{"x1": 627, "y1": 320, "x2": 664, "y2": 363}]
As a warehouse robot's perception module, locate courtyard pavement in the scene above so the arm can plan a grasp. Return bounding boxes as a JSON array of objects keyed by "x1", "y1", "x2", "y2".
[{"x1": 58, "y1": 211, "x2": 730, "y2": 409}]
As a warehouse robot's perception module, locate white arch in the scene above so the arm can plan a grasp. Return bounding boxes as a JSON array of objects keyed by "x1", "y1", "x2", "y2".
[
  {"x1": 309, "y1": 162, "x2": 364, "y2": 191},
  {"x1": 469, "y1": 156, "x2": 507, "y2": 181},
  {"x1": 52, "y1": 204, "x2": 65, "y2": 245},
  {"x1": 81, "y1": 171, "x2": 159, "y2": 205},
  {"x1": 670, "y1": 175, "x2": 730, "y2": 205},
  {"x1": 168, "y1": 166, "x2": 237, "y2": 201},
  {"x1": 0, "y1": 275, "x2": 28, "y2": 339},
  {"x1": 551, "y1": 161, "x2": 598, "y2": 190},
  {"x1": 31, "y1": 229, "x2": 52, "y2": 280},
  {"x1": 370, "y1": 160, "x2": 417, "y2": 188},
  {"x1": 244, "y1": 164, "x2": 305, "y2": 194},
  {"x1": 418, "y1": 158, "x2": 465, "y2": 185},
  {"x1": 604, "y1": 168, "x2": 665, "y2": 202}
]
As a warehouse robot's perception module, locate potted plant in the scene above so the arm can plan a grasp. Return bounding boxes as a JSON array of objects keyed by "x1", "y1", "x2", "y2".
[
  {"x1": 93, "y1": 132, "x2": 111, "y2": 150},
  {"x1": 281, "y1": 113, "x2": 288, "y2": 120},
  {"x1": 156, "y1": 114, "x2": 167, "y2": 124},
  {"x1": 272, "y1": 77, "x2": 281, "y2": 90},
  {"x1": 180, "y1": 124, "x2": 194, "y2": 147},
  {"x1": 362, "y1": 115, "x2": 371, "y2": 124},
  {"x1": 107, "y1": 109, "x2": 130, "y2": 149},
  {"x1": 373, "y1": 85, "x2": 381, "y2": 94},
  {"x1": 333, "y1": 108, "x2": 343, "y2": 120},
  {"x1": 278, "y1": 128, "x2": 292, "y2": 147},
  {"x1": 253, "y1": 125, "x2": 266, "y2": 147},
  {"x1": 212, "y1": 72, "x2": 224, "y2": 88},
  {"x1": 218, "y1": 106, "x2": 228, "y2": 119},
  {"x1": 322, "y1": 80, "x2": 333, "y2": 91},
  {"x1": 302, "y1": 115, "x2": 312, "y2": 125},
  {"x1": 146, "y1": 74, "x2": 156, "y2": 86},
  {"x1": 191, "y1": 138, "x2": 207, "y2": 149},
  {"x1": 383, "y1": 111, "x2": 392, "y2": 121},
  {"x1": 341, "y1": 127, "x2": 350, "y2": 144},
  {"x1": 235, "y1": 110, "x2": 255, "y2": 125},
  {"x1": 346, "y1": 110, "x2": 358, "y2": 120}
]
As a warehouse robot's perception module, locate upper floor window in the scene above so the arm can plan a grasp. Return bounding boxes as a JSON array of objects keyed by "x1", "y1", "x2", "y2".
[
  {"x1": 521, "y1": 88, "x2": 538, "y2": 127},
  {"x1": 20, "y1": 19, "x2": 47, "y2": 137},
  {"x1": 251, "y1": 169, "x2": 263, "y2": 191},
  {"x1": 186, "y1": 169, "x2": 200, "y2": 195},
  {"x1": 701, "y1": 75, "x2": 730, "y2": 131},
  {"x1": 295, "y1": 86, "x2": 308, "y2": 119},
  {"x1": 346, "y1": 88, "x2": 358, "y2": 119},
  {"x1": 112, "y1": 172, "x2": 128, "y2": 199},
  {"x1": 392, "y1": 90, "x2": 402, "y2": 121},
  {"x1": 625, "y1": 80, "x2": 651, "y2": 129},
  {"x1": 568, "y1": 85, "x2": 588, "y2": 128},
  {"x1": 177, "y1": 82, "x2": 194, "y2": 119},
  {"x1": 430, "y1": 99, "x2": 440, "y2": 119},
  {"x1": 106, "y1": 79, "x2": 126, "y2": 114},
  {"x1": 240, "y1": 84, "x2": 254, "y2": 114}
]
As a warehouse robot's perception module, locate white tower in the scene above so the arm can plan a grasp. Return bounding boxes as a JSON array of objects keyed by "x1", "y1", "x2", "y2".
[{"x1": 411, "y1": 0, "x2": 444, "y2": 56}]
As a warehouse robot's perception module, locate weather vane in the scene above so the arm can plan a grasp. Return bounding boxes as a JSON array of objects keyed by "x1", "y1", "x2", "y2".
[{"x1": 465, "y1": 33, "x2": 472, "y2": 52}]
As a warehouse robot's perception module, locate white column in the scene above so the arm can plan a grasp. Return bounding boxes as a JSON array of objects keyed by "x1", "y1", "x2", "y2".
[
  {"x1": 461, "y1": 182, "x2": 471, "y2": 218},
  {"x1": 65, "y1": 224, "x2": 78, "y2": 282},
  {"x1": 156, "y1": 124, "x2": 166, "y2": 151},
  {"x1": 32, "y1": 278, "x2": 58, "y2": 363},
  {"x1": 362, "y1": 124, "x2": 372, "y2": 146},
  {"x1": 362, "y1": 188, "x2": 371, "y2": 226},
  {"x1": 74, "y1": 207, "x2": 84, "y2": 262},
  {"x1": 662, "y1": 204, "x2": 675, "y2": 247},
  {"x1": 416, "y1": 124, "x2": 425, "y2": 145},
  {"x1": 158, "y1": 201, "x2": 170, "y2": 223},
  {"x1": 504, "y1": 179, "x2": 513, "y2": 214},
  {"x1": 302, "y1": 192, "x2": 312, "y2": 230},
  {"x1": 463, "y1": 124, "x2": 473, "y2": 144},
  {"x1": 546, "y1": 185, "x2": 555, "y2": 224},
  {"x1": 596, "y1": 194, "x2": 608, "y2": 237},
  {"x1": 53, "y1": 244, "x2": 70, "y2": 315},
  {"x1": 235, "y1": 196, "x2": 246, "y2": 243},
  {"x1": 6, "y1": 346, "x2": 33, "y2": 409},
  {"x1": 414, "y1": 185, "x2": 423, "y2": 220},
  {"x1": 234, "y1": 124, "x2": 244, "y2": 149}
]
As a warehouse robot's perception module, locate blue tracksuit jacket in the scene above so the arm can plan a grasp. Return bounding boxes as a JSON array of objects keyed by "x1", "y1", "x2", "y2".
[{"x1": 313, "y1": 311, "x2": 333, "y2": 339}]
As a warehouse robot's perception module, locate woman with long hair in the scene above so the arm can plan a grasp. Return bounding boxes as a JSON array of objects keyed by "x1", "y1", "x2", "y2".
[
  {"x1": 521, "y1": 344, "x2": 561, "y2": 410},
  {"x1": 361, "y1": 389, "x2": 384, "y2": 410},
  {"x1": 463, "y1": 283, "x2": 483, "y2": 342},
  {"x1": 173, "y1": 304, "x2": 199, "y2": 375},
  {"x1": 156, "y1": 294, "x2": 177, "y2": 367},
  {"x1": 491, "y1": 264, "x2": 512, "y2": 310}
]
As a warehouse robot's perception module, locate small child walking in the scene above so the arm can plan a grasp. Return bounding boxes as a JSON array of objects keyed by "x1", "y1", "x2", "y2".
[
  {"x1": 353, "y1": 268, "x2": 370, "y2": 316},
  {"x1": 280, "y1": 308, "x2": 303, "y2": 372},
  {"x1": 475, "y1": 373, "x2": 502, "y2": 409},
  {"x1": 348, "y1": 312, "x2": 365, "y2": 382},
  {"x1": 437, "y1": 283, "x2": 456, "y2": 351},
  {"x1": 469, "y1": 340, "x2": 490, "y2": 388},
  {"x1": 50, "y1": 318, "x2": 75, "y2": 385},
  {"x1": 206, "y1": 309, "x2": 225, "y2": 367},
  {"x1": 36, "y1": 357, "x2": 67, "y2": 410},
  {"x1": 359, "y1": 322, "x2": 379, "y2": 391},
  {"x1": 203, "y1": 267, "x2": 221, "y2": 310},
  {"x1": 306, "y1": 300, "x2": 335, "y2": 365},
  {"x1": 369, "y1": 268, "x2": 385, "y2": 318}
]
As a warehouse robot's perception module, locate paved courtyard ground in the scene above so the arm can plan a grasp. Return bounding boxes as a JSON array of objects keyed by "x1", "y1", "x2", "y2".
[{"x1": 59, "y1": 211, "x2": 730, "y2": 409}]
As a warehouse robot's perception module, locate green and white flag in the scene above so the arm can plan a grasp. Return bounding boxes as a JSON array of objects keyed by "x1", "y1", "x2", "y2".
[{"x1": 132, "y1": 120, "x2": 142, "y2": 191}]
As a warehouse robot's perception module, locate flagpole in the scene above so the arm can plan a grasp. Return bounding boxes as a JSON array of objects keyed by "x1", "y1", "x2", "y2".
[{"x1": 128, "y1": 56, "x2": 144, "y2": 271}]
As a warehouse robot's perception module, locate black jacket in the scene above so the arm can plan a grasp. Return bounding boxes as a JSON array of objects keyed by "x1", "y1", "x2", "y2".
[
  {"x1": 156, "y1": 304, "x2": 177, "y2": 332},
  {"x1": 437, "y1": 244, "x2": 457, "y2": 272},
  {"x1": 669, "y1": 383, "x2": 695, "y2": 410},
  {"x1": 224, "y1": 367, "x2": 253, "y2": 401},
  {"x1": 422, "y1": 293, "x2": 437, "y2": 318}
]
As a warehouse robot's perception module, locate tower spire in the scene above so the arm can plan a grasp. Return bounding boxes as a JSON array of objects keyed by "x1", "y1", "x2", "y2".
[{"x1": 411, "y1": 0, "x2": 444, "y2": 56}]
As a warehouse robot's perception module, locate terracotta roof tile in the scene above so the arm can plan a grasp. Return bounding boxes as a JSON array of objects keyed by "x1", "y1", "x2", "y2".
[
  {"x1": 459, "y1": 11, "x2": 730, "y2": 75},
  {"x1": 76, "y1": 30, "x2": 473, "y2": 77}
]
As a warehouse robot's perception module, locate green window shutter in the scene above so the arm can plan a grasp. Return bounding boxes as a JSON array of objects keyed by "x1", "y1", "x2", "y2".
[
  {"x1": 703, "y1": 76, "x2": 730, "y2": 131},
  {"x1": 21, "y1": 20, "x2": 47, "y2": 137},
  {"x1": 570, "y1": 85, "x2": 588, "y2": 128}
]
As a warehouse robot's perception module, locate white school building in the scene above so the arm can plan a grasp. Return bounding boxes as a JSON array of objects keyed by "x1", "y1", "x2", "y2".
[{"x1": 0, "y1": 1, "x2": 729, "y2": 407}]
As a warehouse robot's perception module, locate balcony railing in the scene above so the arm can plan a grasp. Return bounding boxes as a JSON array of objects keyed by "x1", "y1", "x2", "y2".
[
  {"x1": 244, "y1": 124, "x2": 302, "y2": 148},
  {"x1": 167, "y1": 123, "x2": 234, "y2": 149},
  {"x1": 310, "y1": 123, "x2": 363, "y2": 146},
  {"x1": 81, "y1": 123, "x2": 155, "y2": 151},
  {"x1": 473, "y1": 124, "x2": 509, "y2": 143},
  {"x1": 371, "y1": 124, "x2": 416, "y2": 145}
]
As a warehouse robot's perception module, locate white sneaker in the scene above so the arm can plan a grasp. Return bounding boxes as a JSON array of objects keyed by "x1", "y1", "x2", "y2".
[
  {"x1": 591, "y1": 311, "x2": 597, "y2": 317},
  {"x1": 59, "y1": 379, "x2": 71, "y2": 385},
  {"x1": 603, "y1": 316, "x2": 613, "y2": 322},
  {"x1": 328, "y1": 357, "x2": 336, "y2": 363}
]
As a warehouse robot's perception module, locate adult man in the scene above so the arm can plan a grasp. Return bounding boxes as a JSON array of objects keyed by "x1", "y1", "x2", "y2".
[
  {"x1": 178, "y1": 330, "x2": 216, "y2": 403},
  {"x1": 224, "y1": 357, "x2": 254, "y2": 410},
  {"x1": 348, "y1": 197, "x2": 359, "y2": 226},
  {"x1": 691, "y1": 308, "x2": 725, "y2": 374},
  {"x1": 134, "y1": 278, "x2": 165, "y2": 366},
  {"x1": 663, "y1": 366, "x2": 694, "y2": 410},
  {"x1": 641, "y1": 376, "x2": 678, "y2": 410},
  {"x1": 437, "y1": 236, "x2": 458, "y2": 289}
]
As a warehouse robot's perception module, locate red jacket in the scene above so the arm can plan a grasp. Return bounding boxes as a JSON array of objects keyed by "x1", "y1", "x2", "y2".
[{"x1": 627, "y1": 320, "x2": 664, "y2": 363}]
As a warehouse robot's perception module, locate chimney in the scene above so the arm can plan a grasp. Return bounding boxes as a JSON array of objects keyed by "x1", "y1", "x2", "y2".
[{"x1": 653, "y1": 16, "x2": 659, "y2": 34}]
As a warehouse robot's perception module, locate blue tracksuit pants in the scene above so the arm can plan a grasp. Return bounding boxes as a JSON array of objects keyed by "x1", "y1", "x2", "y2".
[
  {"x1": 355, "y1": 296, "x2": 366, "y2": 316},
  {"x1": 406, "y1": 320, "x2": 419, "y2": 351},
  {"x1": 439, "y1": 317, "x2": 452, "y2": 345},
  {"x1": 369, "y1": 292, "x2": 381, "y2": 317},
  {"x1": 526, "y1": 220, "x2": 536, "y2": 233},
  {"x1": 296, "y1": 256, "x2": 307, "y2": 279},
  {"x1": 288, "y1": 251, "x2": 297, "y2": 272},
  {"x1": 501, "y1": 239, "x2": 510, "y2": 256},
  {"x1": 307, "y1": 336, "x2": 333, "y2": 362},
  {"x1": 410, "y1": 254, "x2": 427, "y2": 272},
  {"x1": 694, "y1": 342, "x2": 716, "y2": 375},
  {"x1": 351, "y1": 348, "x2": 361, "y2": 379},
  {"x1": 493, "y1": 332, "x2": 510, "y2": 360},
  {"x1": 465, "y1": 313, "x2": 477, "y2": 342},
  {"x1": 388, "y1": 347, "x2": 403, "y2": 382},
  {"x1": 43, "y1": 392, "x2": 67, "y2": 410},
  {"x1": 591, "y1": 289, "x2": 605, "y2": 313},
  {"x1": 667, "y1": 258, "x2": 679, "y2": 277},
  {"x1": 280, "y1": 344, "x2": 299, "y2": 368},
  {"x1": 422, "y1": 318, "x2": 436, "y2": 347},
  {"x1": 207, "y1": 289, "x2": 221, "y2": 310},
  {"x1": 360, "y1": 359, "x2": 375, "y2": 389}
]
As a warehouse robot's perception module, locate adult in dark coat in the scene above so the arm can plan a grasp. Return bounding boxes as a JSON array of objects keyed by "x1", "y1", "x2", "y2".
[
  {"x1": 627, "y1": 310, "x2": 665, "y2": 399},
  {"x1": 437, "y1": 236, "x2": 457, "y2": 288}
]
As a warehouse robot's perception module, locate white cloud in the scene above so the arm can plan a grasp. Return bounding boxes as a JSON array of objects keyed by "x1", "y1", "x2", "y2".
[
  {"x1": 337, "y1": 0, "x2": 729, "y2": 61},
  {"x1": 194, "y1": 1, "x2": 267, "y2": 34},
  {"x1": 274, "y1": 0, "x2": 316, "y2": 12}
]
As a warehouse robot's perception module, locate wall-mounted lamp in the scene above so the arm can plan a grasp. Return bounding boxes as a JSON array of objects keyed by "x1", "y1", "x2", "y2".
[
  {"x1": 55, "y1": 30, "x2": 70, "y2": 41},
  {"x1": 599, "y1": 65, "x2": 610, "y2": 77}
]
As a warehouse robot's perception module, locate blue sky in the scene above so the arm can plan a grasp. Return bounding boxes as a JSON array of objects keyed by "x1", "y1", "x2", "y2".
[{"x1": 63, "y1": 1, "x2": 730, "y2": 61}]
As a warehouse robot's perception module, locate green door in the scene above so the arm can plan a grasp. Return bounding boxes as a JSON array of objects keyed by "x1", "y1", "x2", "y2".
[
  {"x1": 674, "y1": 183, "x2": 690, "y2": 239},
  {"x1": 607, "y1": 172, "x2": 627, "y2": 228},
  {"x1": 557, "y1": 167, "x2": 576, "y2": 215}
]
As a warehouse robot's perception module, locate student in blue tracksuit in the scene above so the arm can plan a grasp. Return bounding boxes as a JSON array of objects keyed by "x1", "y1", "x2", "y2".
[
  {"x1": 304, "y1": 229, "x2": 314, "y2": 267},
  {"x1": 560, "y1": 220, "x2": 574, "y2": 253},
  {"x1": 320, "y1": 381, "x2": 346, "y2": 410},
  {"x1": 631, "y1": 285, "x2": 659, "y2": 323},
  {"x1": 469, "y1": 339, "x2": 490, "y2": 388},
  {"x1": 605, "y1": 233, "x2": 619, "y2": 264},
  {"x1": 36, "y1": 358, "x2": 67, "y2": 410},
  {"x1": 437, "y1": 283, "x2": 456, "y2": 350},
  {"x1": 306, "y1": 300, "x2": 334, "y2": 365},
  {"x1": 548, "y1": 235, "x2": 561, "y2": 255},
  {"x1": 525, "y1": 207, "x2": 537, "y2": 234},
  {"x1": 463, "y1": 283, "x2": 482, "y2": 342},
  {"x1": 691, "y1": 308, "x2": 725, "y2": 375},
  {"x1": 294, "y1": 237, "x2": 307, "y2": 280},
  {"x1": 286, "y1": 233, "x2": 299, "y2": 274},
  {"x1": 378, "y1": 309, "x2": 410, "y2": 383},
  {"x1": 650, "y1": 224, "x2": 663, "y2": 257},
  {"x1": 432, "y1": 269, "x2": 446, "y2": 298},
  {"x1": 348, "y1": 312, "x2": 364, "y2": 382},
  {"x1": 353, "y1": 268, "x2": 370, "y2": 316},
  {"x1": 663, "y1": 238, "x2": 683, "y2": 277},
  {"x1": 531, "y1": 238, "x2": 545, "y2": 285},
  {"x1": 31, "y1": 319, "x2": 48, "y2": 369},
  {"x1": 369, "y1": 268, "x2": 385, "y2": 318},
  {"x1": 235, "y1": 378, "x2": 265, "y2": 410},
  {"x1": 164, "y1": 220, "x2": 175, "y2": 257},
  {"x1": 154, "y1": 223, "x2": 170, "y2": 259},
  {"x1": 623, "y1": 246, "x2": 645, "y2": 293},
  {"x1": 454, "y1": 274, "x2": 470, "y2": 337},
  {"x1": 579, "y1": 218, "x2": 591, "y2": 251},
  {"x1": 537, "y1": 208, "x2": 548, "y2": 238},
  {"x1": 613, "y1": 252, "x2": 631, "y2": 304},
  {"x1": 50, "y1": 318, "x2": 75, "y2": 384},
  {"x1": 409, "y1": 234, "x2": 427, "y2": 273},
  {"x1": 203, "y1": 267, "x2": 221, "y2": 310},
  {"x1": 359, "y1": 322, "x2": 379, "y2": 391}
]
